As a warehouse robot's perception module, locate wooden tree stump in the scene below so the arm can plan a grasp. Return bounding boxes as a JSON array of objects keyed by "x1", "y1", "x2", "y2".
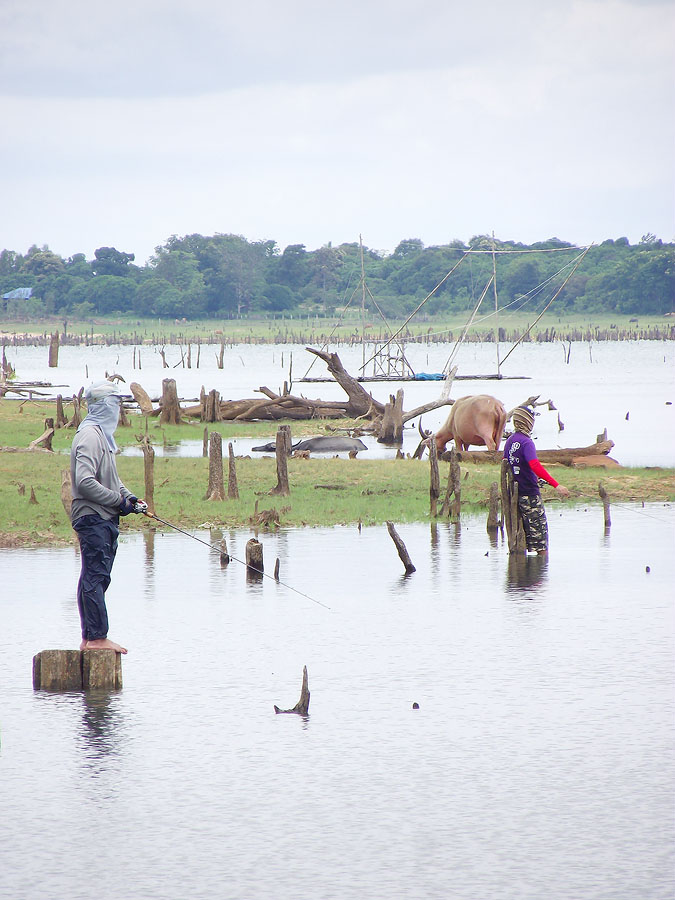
[
  {"x1": 33, "y1": 650, "x2": 82, "y2": 691},
  {"x1": 486, "y1": 481, "x2": 500, "y2": 532},
  {"x1": 378, "y1": 389, "x2": 404, "y2": 443},
  {"x1": 245, "y1": 538, "x2": 264, "y2": 573},
  {"x1": 69, "y1": 390, "x2": 83, "y2": 429},
  {"x1": 501, "y1": 459, "x2": 526, "y2": 553},
  {"x1": 55, "y1": 394, "x2": 68, "y2": 427},
  {"x1": 274, "y1": 666, "x2": 310, "y2": 715},
  {"x1": 159, "y1": 378, "x2": 182, "y2": 425},
  {"x1": 206, "y1": 432, "x2": 225, "y2": 500},
  {"x1": 29, "y1": 486, "x2": 38, "y2": 504},
  {"x1": 270, "y1": 427, "x2": 291, "y2": 496},
  {"x1": 220, "y1": 538, "x2": 230, "y2": 567},
  {"x1": 228, "y1": 442, "x2": 239, "y2": 499},
  {"x1": 82, "y1": 649, "x2": 123, "y2": 690},
  {"x1": 48, "y1": 331, "x2": 59, "y2": 368},
  {"x1": 216, "y1": 342, "x2": 225, "y2": 369},
  {"x1": 202, "y1": 426, "x2": 208, "y2": 457},
  {"x1": 429, "y1": 439, "x2": 440, "y2": 517},
  {"x1": 440, "y1": 448, "x2": 461, "y2": 519},
  {"x1": 204, "y1": 389, "x2": 222, "y2": 422},
  {"x1": 386, "y1": 521, "x2": 416, "y2": 574}
]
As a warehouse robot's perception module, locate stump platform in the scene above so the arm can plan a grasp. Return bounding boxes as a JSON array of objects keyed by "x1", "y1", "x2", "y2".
[{"x1": 33, "y1": 649, "x2": 123, "y2": 691}]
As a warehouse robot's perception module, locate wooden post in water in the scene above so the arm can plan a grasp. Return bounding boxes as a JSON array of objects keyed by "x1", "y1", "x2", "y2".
[
  {"x1": 274, "y1": 666, "x2": 310, "y2": 715},
  {"x1": 386, "y1": 521, "x2": 416, "y2": 574},
  {"x1": 429, "y1": 440, "x2": 440, "y2": 517},
  {"x1": 227, "y1": 442, "x2": 239, "y2": 499},
  {"x1": 48, "y1": 331, "x2": 59, "y2": 367},
  {"x1": 599, "y1": 482, "x2": 611, "y2": 529},
  {"x1": 220, "y1": 538, "x2": 230, "y2": 567},
  {"x1": 206, "y1": 432, "x2": 225, "y2": 500},
  {"x1": 245, "y1": 538, "x2": 264, "y2": 574},
  {"x1": 487, "y1": 482, "x2": 500, "y2": 533},
  {"x1": 501, "y1": 459, "x2": 526, "y2": 553},
  {"x1": 33, "y1": 649, "x2": 122, "y2": 691},
  {"x1": 141, "y1": 434, "x2": 155, "y2": 515}
]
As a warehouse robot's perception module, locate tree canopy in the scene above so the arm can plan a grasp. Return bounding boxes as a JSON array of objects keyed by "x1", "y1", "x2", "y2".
[{"x1": 1, "y1": 232, "x2": 672, "y2": 319}]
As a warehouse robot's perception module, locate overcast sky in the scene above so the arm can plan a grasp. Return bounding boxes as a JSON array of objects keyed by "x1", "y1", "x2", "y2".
[{"x1": 1, "y1": 0, "x2": 673, "y2": 264}]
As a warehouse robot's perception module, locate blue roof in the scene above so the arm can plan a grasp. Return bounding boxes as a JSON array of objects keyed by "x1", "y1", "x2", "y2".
[{"x1": 2, "y1": 287, "x2": 32, "y2": 300}]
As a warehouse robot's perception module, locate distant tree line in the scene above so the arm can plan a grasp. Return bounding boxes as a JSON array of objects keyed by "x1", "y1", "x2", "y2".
[{"x1": 0, "y1": 232, "x2": 672, "y2": 320}]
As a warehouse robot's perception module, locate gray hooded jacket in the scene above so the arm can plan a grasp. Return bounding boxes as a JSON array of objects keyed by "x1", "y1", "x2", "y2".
[{"x1": 70, "y1": 425, "x2": 132, "y2": 523}]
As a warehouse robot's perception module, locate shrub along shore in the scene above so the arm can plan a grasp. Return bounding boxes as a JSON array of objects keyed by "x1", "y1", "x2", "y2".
[{"x1": 1, "y1": 400, "x2": 673, "y2": 547}]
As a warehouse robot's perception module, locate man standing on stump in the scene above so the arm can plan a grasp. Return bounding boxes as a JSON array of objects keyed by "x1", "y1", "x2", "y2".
[
  {"x1": 503, "y1": 406, "x2": 570, "y2": 554},
  {"x1": 70, "y1": 381, "x2": 146, "y2": 653}
]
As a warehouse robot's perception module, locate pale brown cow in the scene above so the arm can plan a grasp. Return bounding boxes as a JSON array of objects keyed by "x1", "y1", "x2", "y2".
[{"x1": 430, "y1": 394, "x2": 507, "y2": 453}]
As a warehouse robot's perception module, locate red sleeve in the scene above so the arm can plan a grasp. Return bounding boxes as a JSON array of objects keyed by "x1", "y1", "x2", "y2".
[{"x1": 529, "y1": 457, "x2": 559, "y2": 488}]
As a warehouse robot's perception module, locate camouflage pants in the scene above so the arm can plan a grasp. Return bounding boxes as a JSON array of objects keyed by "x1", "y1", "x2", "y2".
[{"x1": 517, "y1": 494, "x2": 549, "y2": 552}]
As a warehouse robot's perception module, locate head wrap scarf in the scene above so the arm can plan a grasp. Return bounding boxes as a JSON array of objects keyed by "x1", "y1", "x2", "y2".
[
  {"x1": 78, "y1": 381, "x2": 123, "y2": 451},
  {"x1": 512, "y1": 406, "x2": 535, "y2": 434}
]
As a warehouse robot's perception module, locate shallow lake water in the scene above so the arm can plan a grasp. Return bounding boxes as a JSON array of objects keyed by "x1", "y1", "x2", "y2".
[
  {"x1": 2, "y1": 505, "x2": 674, "y2": 900},
  {"x1": 5, "y1": 339, "x2": 675, "y2": 466}
]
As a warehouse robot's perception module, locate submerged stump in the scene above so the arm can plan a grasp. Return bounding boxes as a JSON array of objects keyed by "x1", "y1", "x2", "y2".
[{"x1": 274, "y1": 666, "x2": 310, "y2": 715}]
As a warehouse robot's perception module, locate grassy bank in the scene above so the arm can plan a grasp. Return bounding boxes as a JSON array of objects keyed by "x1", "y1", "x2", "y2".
[
  {"x1": 1, "y1": 400, "x2": 673, "y2": 547},
  {"x1": 1, "y1": 311, "x2": 673, "y2": 345}
]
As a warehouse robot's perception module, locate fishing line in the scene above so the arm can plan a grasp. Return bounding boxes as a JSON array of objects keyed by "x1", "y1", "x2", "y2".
[
  {"x1": 143, "y1": 511, "x2": 333, "y2": 611},
  {"x1": 567, "y1": 494, "x2": 674, "y2": 524}
]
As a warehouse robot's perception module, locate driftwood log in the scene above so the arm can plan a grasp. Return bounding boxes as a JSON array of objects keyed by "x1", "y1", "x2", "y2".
[{"x1": 445, "y1": 439, "x2": 616, "y2": 467}]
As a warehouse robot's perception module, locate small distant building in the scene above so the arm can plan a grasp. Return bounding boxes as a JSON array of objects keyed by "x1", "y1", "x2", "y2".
[{"x1": 2, "y1": 287, "x2": 32, "y2": 310}]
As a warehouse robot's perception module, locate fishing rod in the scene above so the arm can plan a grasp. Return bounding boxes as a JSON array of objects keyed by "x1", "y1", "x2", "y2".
[{"x1": 141, "y1": 510, "x2": 333, "y2": 611}]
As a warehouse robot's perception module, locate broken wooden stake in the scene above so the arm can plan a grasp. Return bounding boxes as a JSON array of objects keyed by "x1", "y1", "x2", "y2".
[
  {"x1": 270, "y1": 426, "x2": 291, "y2": 496},
  {"x1": 386, "y1": 521, "x2": 416, "y2": 574},
  {"x1": 501, "y1": 459, "x2": 526, "y2": 554},
  {"x1": 227, "y1": 442, "x2": 239, "y2": 499},
  {"x1": 219, "y1": 538, "x2": 230, "y2": 567},
  {"x1": 486, "y1": 481, "x2": 500, "y2": 532},
  {"x1": 599, "y1": 482, "x2": 611, "y2": 528},
  {"x1": 48, "y1": 331, "x2": 59, "y2": 368},
  {"x1": 274, "y1": 665, "x2": 310, "y2": 715},
  {"x1": 429, "y1": 439, "x2": 440, "y2": 518}
]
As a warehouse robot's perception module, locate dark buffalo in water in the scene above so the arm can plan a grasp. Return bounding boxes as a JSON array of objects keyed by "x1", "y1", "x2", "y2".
[{"x1": 252, "y1": 436, "x2": 368, "y2": 453}]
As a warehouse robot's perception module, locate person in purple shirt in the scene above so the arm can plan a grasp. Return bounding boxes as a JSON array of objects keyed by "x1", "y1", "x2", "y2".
[{"x1": 503, "y1": 406, "x2": 570, "y2": 554}]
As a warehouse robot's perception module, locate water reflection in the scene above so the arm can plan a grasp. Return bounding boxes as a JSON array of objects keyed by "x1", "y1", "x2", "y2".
[
  {"x1": 505, "y1": 553, "x2": 549, "y2": 595},
  {"x1": 76, "y1": 691, "x2": 126, "y2": 778}
]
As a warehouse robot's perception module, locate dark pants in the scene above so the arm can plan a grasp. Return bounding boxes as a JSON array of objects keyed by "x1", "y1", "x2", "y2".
[
  {"x1": 73, "y1": 514, "x2": 119, "y2": 641},
  {"x1": 517, "y1": 494, "x2": 549, "y2": 552}
]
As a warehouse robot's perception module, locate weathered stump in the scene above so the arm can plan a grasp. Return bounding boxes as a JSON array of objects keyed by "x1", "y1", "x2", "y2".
[
  {"x1": 82, "y1": 649, "x2": 123, "y2": 690},
  {"x1": 206, "y1": 432, "x2": 225, "y2": 500},
  {"x1": 203, "y1": 389, "x2": 222, "y2": 423},
  {"x1": 219, "y1": 538, "x2": 230, "y2": 567},
  {"x1": 386, "y1": 521, "x2": 416, "y2": 574},
  {"x1": 486, "y1": 481, "x2": 500, "y2": 532},
  {"x1": 56, "y1": 394, "x2": 68, "y2": 427},
  {"x1": 501, "y1": 459, "x2": 526, "y2": 554},
  {"x1": 33, "y1": 650, "x2": 82, "y2": 691},
  {"x1": 270, "y1": 427, "x2": 291, "y2": 496},
  {"x1": 202, "y1": 426, "x2": 208, "y2": 457},
  {"x1": 29, "y1": 417, "x2": 55, "y2": 451},
  {"x1": 228, "y1": 442, "x2": 239, "y2": 499},
  {"x1": 378, "y1": 389, "x2": 404, "y2": 443},
  {"x1": 274, "y1": 666, "x2": 310, "y2": 715},
  {"x1": 29, "y1": 486, "x2": 38, "y2": 504},
  {"x1": 159, "y1": 378, "x2": 182, "y2": 425},
  {"x1": 48, "y1": 331, "x2": 59, "y2": 368},
  {"x1": 440, "y1": 447, "x2": 461, "y2": 519},
  {"x1": 245, "y1": 538, "x2": 264, "y2": 573},
  {"x1": 429, "y1": 439, "x2": 440, "y2": 517},
  {"x1": 216, "y1": 342, "x2": 225, "y2": 369}
]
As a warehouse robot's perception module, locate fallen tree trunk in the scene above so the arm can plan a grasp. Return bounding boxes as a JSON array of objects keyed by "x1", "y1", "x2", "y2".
[{"x1": 445, "y1": 439, "x2": 616, "y2": 466}]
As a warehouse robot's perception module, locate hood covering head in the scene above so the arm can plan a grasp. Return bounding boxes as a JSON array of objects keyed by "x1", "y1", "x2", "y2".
[
  {"x1": 512, "y1": 406, "x2": 535, "y2": 434},
  {"x1": 78, "y1": 381, "x2": 124, "y2": 451}
]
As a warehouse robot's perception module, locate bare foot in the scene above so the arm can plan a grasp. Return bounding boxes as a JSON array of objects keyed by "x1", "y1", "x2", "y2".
[{"x1": 82, "y1": 638, "x2": 128, "y2": 654}]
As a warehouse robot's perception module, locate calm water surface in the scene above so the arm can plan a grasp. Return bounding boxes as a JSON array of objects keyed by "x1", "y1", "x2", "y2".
[{"x1": 1, "y1": 506, "x2": 674, "y2": 899}]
